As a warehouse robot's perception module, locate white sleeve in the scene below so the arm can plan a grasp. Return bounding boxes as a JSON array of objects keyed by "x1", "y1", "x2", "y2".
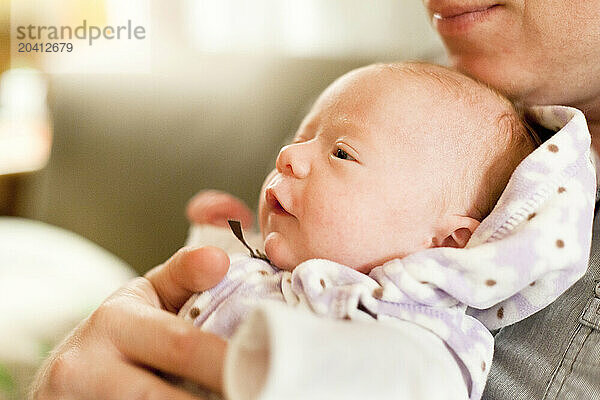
[
  {"x1": 185, "y1": 224, "x2": 263, "y2": 254},
  {"x1": 224, "y1": 302, "x2": 469, "y2": 400}
]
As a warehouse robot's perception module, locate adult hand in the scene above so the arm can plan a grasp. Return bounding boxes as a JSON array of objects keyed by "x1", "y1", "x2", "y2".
[
  {"x1": 31, "y1": 246, "x2": 230, "y2": 400},
  {"x1": 186, "y1": 190, "x2": 255, "y2": 229}
]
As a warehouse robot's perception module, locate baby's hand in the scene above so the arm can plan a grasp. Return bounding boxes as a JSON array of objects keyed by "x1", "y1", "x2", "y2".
[{"x1": 186, "y1": 190, "x2": 254, "y2": 229}]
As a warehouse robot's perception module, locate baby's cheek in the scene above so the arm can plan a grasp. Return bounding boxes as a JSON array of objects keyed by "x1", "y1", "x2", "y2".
[
  {"x1": 257, "y1": 199, "x2": 268, "y2": 237},
  {"x1": 304, "y1": 204, "x2": 364, "y2": 257}
]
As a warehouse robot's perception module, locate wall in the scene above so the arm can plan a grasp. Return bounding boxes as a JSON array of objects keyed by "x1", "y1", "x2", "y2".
[{"x1": 17, "y1": 1, "x2": 445, "y2": 273}]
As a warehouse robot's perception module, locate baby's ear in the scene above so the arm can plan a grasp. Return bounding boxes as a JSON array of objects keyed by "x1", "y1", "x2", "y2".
[{"x1": 432, "y1": 216, "x2": 480, "y2": 249}]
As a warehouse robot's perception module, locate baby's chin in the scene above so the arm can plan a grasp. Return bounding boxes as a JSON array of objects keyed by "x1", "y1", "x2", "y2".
[{"x1": 263, "y1": 231, "x2": 297, "y2": 271}]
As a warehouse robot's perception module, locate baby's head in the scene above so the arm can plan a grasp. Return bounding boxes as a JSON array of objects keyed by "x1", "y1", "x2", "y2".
[{"x1": 258, "y1": 62, "x2": 537, "y2": 273}]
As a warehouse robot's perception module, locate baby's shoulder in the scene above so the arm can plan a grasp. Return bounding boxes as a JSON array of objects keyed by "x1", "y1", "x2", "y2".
[{"x1": 227, "y1": 253, "x2": 279, "y2": 280}]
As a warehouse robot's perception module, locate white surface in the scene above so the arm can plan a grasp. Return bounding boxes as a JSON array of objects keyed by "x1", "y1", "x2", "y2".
[
  {"x1": 0, "y1": 217, "x2": 134, "y2": 364},
  {"x1": 185, "y1": 224, "x2": 263, "y2": 253}
]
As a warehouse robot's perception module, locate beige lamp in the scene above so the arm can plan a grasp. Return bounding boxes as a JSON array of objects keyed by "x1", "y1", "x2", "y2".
[{"x1": 0, "y1": 68, "x2": 52, "y2": 215}]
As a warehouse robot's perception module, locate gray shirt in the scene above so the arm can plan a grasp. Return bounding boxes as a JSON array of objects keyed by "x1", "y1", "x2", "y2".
[{"x1": 483, "y1": 207, "x2": 600, "y2": 399}]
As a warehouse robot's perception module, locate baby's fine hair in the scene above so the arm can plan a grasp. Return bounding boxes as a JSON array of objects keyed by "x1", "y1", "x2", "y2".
[{"x1": 378, "y1": 62, "x2": 541, "y2": 221}]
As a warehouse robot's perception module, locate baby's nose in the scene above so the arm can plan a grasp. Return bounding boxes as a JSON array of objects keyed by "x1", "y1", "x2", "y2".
[{"x1": 276, "y1": 143, "x2": 310, "y2": 179}]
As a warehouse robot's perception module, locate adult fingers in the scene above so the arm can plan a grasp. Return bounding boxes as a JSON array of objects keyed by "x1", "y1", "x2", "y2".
[
  {"x1": 104, "y1": 290, "x2": 226, "y2": 393},
  {"x1": 30, "y1": 277, "x2": 225, "y2": 399},
  {"x1": 90, "y1": 357, "x2": 206, "y2": 400},
  {"x1": 145, "y1": 246, "x2": 230, "y2": 312},
  {"x1": 36, "y1": 325, "x2": 207, "y2": 400},
  {"x1": 186, "y1": 190, "x2": 254, "y2": 229}
]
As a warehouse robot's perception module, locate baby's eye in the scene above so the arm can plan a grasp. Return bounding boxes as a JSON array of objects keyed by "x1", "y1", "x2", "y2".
[{"x1": 334, "y1": 148, "x2": 356, "y2": 161}]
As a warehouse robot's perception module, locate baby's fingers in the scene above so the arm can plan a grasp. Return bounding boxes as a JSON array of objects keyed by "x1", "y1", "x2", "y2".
[
  {"x1": 186, "y1": 190, "x2": 254, "y2": 229},
  {"x1": 146, "y1": 246, "x2": 229, "y2": 312}
]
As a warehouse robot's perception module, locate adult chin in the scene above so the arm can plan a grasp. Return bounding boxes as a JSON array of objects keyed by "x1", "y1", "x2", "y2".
[
  {"x1": 436, "y1": 6, "x2": 540, "y2": 100},
  {"x1": 263, "y1": 231, "x2": 296, "y2": 271},
  {"x1": 448, "y1": 51, "x2": 542, "y2": 102}
]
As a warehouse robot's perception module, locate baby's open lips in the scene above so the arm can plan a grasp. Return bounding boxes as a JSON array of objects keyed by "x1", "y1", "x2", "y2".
[{"x1": 265, "y1": 188, "x2": 293, "y2": 216}]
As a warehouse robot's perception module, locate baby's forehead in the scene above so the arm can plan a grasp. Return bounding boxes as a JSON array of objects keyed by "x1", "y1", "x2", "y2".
[
  {"x1": 305, "y1": 63, "x2": 511, "y2": 147},
  {"x1": 324, "y1": 64, "x2": 500, "y2": 117},
  {"x1": 386, "y1": 65, "x2": 497, "y2": 110},
  {"x1": 377, "y1": 64, "x2": 511, "y2": 130}
]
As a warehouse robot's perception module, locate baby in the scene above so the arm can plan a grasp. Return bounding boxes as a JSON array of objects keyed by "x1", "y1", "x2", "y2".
[{"x1": 180, "y1": 62, "x2": 595, "y2": 400}]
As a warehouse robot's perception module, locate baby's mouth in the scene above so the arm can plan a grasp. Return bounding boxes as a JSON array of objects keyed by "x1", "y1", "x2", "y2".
[{"x1": 265, "y1": 188, "x2": 292, "y2": 217}]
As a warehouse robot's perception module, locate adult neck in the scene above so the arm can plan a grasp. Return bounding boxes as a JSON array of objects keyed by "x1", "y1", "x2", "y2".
[
  {"x1": 575, "y1": 95, "x2": 600, "y2": 154},
  {"x1": 591, "y1": 121, "x2": 600, "y2": 155}
]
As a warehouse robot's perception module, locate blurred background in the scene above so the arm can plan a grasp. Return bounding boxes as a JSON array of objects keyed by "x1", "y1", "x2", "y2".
[
  {"x1": 2, "y1": 0, "x2": 444, "y2": 272},
  {"x1": 0, "y1": 0, "x2": 445, "y2": 397}
]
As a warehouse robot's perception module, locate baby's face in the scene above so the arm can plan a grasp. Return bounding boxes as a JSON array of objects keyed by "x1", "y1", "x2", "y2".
[{"x1": 258, "y1": 67, "x2": 473, "y2": 272}]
